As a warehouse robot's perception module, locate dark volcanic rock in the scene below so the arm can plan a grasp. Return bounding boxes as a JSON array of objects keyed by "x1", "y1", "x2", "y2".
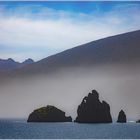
[
  {"x1": 27, "y1": 105, "x2": 72, "y2": 122},
  {"x1": 117, "y1": 110, "x2": 127, "y2": 123},
  {"x1": 136, "y1": 120, "x2": 140, "y2": 123},
  {"x1": 75, "y1": 90, "x2": 112, "y2": 123}
]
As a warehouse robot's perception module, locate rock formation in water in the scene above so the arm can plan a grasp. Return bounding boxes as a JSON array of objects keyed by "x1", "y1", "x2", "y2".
[
  {"x1": 117, "y1": 110, "x2": 127, "y2": 123},
  {"x1": 75, "y1": 90, "x2": 112, "y2": 123},
  {"x1": 136, "y1": 120, "x2": 140, "y2": 123},
  {"x1": 27, "y1": 105, "x2": 72, "y2": 122}
]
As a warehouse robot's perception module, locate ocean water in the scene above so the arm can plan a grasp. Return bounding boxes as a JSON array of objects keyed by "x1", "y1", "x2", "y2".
[{"x1": 0, "y1": 119, "x2": 140, "y2": 139}]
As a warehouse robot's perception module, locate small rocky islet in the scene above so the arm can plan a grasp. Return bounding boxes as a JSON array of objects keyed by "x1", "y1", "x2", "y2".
[
  {"x1": 27, "y1": 89, "x2": 128, "y2": 123},
  {"x1": 136, "y1": 120, "x2": 140, "y2": 123},
  {"x1": 117, "y1": 110, "x2": 127, "y2": 123},
  {"x1": 27, "y1": 105, "x2": 72, "y2": 122}
]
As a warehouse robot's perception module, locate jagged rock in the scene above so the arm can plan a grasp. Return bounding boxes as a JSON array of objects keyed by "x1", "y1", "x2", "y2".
[
  {"x1": 117, "y1": 110, "x2": 126, "y2": 123},
  {"x1": 136, "y1": 120, "x2": 140, "y2": 123},
  {"x1": 27, "y1": 105, "x2": 72, "y2": 122},
  {"x1": 75, "y1": 90, "x2": 112, "y2": 123}
]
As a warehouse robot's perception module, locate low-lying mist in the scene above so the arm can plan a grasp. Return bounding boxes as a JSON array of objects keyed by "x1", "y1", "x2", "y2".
[{"x1": 0, "y1": 63, "x2": 140, "y2": 121}]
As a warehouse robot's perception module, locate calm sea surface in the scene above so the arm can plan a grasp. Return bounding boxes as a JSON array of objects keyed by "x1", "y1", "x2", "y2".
[{"x1": 0, "y1": 119, "x2": 140, "y2": 139}]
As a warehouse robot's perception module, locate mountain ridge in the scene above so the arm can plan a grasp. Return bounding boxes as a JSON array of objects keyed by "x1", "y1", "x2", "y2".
[
  {"x1": 1, "y1": 29, "x2": 140, "y2": 78},
  {"x1": 0, "y1": 58, "x2": 34, "y2": 72}
]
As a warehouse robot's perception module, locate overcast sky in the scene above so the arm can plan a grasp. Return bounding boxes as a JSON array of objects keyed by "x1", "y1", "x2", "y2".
[{"x1": 0, "y1": 1, "x2": 140, "y2": 62}]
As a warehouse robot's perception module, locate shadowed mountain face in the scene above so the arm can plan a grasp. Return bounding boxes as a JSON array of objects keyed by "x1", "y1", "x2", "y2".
[
  {"x1": 0, "y1": 58, "x2": 34, "y2": 71},
  {"x1": 0, "y1": 58, "x2": 19, "y2": 71},
  {"x1": 0, "y1": 30, "x2": 140, "y2": 120},
  {"x1": 21, "y1": 59, "x2": 34, "y2": 67}
]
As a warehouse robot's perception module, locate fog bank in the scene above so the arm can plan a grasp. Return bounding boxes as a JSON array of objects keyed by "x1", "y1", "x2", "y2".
[{"x1": 0, "y1": 63, "x2": 140, "y2": 121}]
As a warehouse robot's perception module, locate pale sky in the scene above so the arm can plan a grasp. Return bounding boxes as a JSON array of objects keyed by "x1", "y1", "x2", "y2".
[{"x1": 0, "y1": 1, "x2": 140, "y2": 61}]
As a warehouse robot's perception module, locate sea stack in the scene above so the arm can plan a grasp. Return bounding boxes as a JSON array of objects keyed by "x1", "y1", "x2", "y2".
[
  {"x1": 75, "y1": 90, "x2": 112, "y2": 123},
  {"x1": 136, "y1": 120, "x2": 140, "y2": 123},
  {"x1": 117, "y1": 110, "x2": 127, "y2": 123},
  {"x1": 27, "y1": 105, "x2": 72, "y2": 122}
]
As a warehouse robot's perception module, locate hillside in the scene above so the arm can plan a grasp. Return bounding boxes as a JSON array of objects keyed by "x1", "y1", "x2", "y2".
[{"x1": 3, "y1": 30, "x2": 140, "y2": 77}]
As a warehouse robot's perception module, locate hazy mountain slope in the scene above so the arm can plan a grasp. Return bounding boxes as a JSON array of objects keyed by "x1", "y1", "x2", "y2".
[
  {"x1": 4, "y1": 30, "x2": 140, "y2": 77},
  {"x1": 0, "y1": 58, "x2": 34, "y2": 72},
  {"x1": 0, "y1": 58, "x2": 20, "y2": 71}
]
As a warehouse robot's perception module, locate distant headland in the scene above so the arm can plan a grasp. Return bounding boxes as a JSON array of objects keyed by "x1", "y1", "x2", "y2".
[{"x1": 0, "y1": 58, "x2": 34, "y2": 71}]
